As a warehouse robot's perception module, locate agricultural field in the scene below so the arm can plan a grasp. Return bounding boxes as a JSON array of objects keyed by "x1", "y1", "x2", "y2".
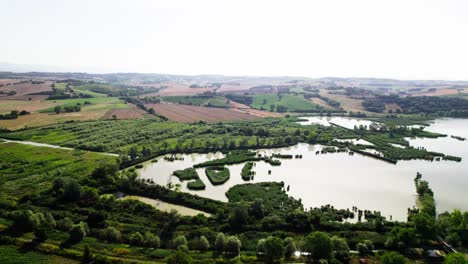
[
  {"x1": 250, "y1": 93, "x2": 322, "y2": 112},
  {"x1": 319, "y1": 90, "x2": 366, "y2": 112},
  {"x1": 412, "y1": 88, "x2": 464, "y2": 97},
  {"x1": 0, "y1": 91, "x2": 144, "y2": 130},
  {"x1": 228, "y1": 100, "x2": 283, "y2": 118},
  {"x1": 145, "y1": 82, "x2": 217, "y2": 96},
  {"x1": 145, "y1": 103, "x2": 261, "y2": 123},
  {"x1": 0, "y1": 80, "x2": 53, "y2": 100},
  {"x1": 162, "y1": 95, "x2": 230, "y2": 108}
]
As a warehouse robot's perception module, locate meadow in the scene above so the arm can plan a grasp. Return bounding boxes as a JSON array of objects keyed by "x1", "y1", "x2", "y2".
[
  {"x1": 0, "y1": 142, "x2": 115, "y2": 202},
  {"x1": 251, "y1": 93, "x2": 323, "y2": 112}
]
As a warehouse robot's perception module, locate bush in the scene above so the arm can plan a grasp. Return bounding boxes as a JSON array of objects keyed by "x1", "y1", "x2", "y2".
[
  {"x1": 173, "y1": 168, "x2": 199, "y2": 181},
  {"x1": 215, "y1": 233, "x2": 226, "y2": 253},
  {"x1": 381, "y1": 251, "x2": 408, "y2": 264},
  {"x1": 129, "y1": 232, "x2": 144, "y2": 246},
  {"x1": 205, "y1": 166, "x2": 230, "y2": 185},
  {"x1": 187, "y1": 179, "x2": 206, "y2": 190},
  {"x1": 225, "y1": 236, "x2": 242, "y2": 257},
  {"x1": 173, "y1": 235, "x2": 188, "y2": 249}
]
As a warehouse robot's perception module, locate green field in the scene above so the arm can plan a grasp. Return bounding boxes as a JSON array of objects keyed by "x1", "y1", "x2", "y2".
[
  {"x1": 251, "y1": 93, "x2": 323, "y2": 112},
  {"x1": 162, "y1": 96, "x2": 230, "y2": 108},
  {"x1": 40, "y1": 97, "x2": 129, "y2": 113},
  {"x1": 72, "y1": 88, "x2": 107, "y2": 98},
  {"x1": 0, "y1": 142, "x2": 115, "y2": 202},
  {"x1": 53, "y1": 82, "x2": 68, "y2": 90}
]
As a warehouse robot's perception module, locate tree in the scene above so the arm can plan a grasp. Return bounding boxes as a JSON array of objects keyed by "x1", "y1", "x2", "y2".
[
  {"x1": 412, "y1": 213, "x2": 436, "y2": 239},
  {"x1": 256, "y1": 239, "x2": 266, "y2": 256},
  {"x1": 229, "y1": 205, "x2": 249, "y2": 229},
  {"x1": 144, "y1": 232, "x2": 160, "y2": 248},
  {"x1": 103, "y1": 226, "x2": 121, "y2": 243},
  {"x1": 130, "y1": 232, "x2": 144, "y2": 246},
  {"x1": 167, "y1": 248, "x2": 193, "y2": 264},
  {"x1": 34, "y1": 227, "x2": 48, "y2": 241},
  {"x1": 63, "y1": 179, "x2": 82, "y2": 202},
  {"x1": 148, "y1": 108, "x2": 156, "y2": 115},
  {"x1": 173, "y1": 235, "x2": 188, "y2": 249},
  {"x1": 215, "y1": 233, "x2": 226, "y2": 253},
  {"x1": 251, "y1": 198, "x2": 265, "y2": 219},
  {"x1": 128, "y1": 146, "x2": 138, "y2": 160},
  {"x1": 45, "y1": 213, "x2": 57, "y2": 229},
  {"x1": 198, "y1": 236, "x2": 209, "y2": 251},
  {"x1": 264, "y1": 236, "x2": 284, "y2": 263},
  {"x1": 381, "y1": 251, "x2": 408, "y2": 264},
  {"x1": 69, "y1": 222, "x2": 88, "y2": 243},
  {"x1": 225, "y1": 236, "x2": 242, "y2": 257},
  {"x1": 364, "y1": 240, "x2": 374, "y2": 252},
  {"x1": 331, "y1": 236, "x2": 350, "y2": 263},
  {"x1": 444, "y1": 253, "x2": 467, "y2": 264},
  {"x1": 54, "y1": 105, "x2": 62, "y2": 114},
  {"x1": 304, "y1": 231, "x2": 332, "y2": 262},
  {"x1": 91, "y1": 162, "x2": 118, "y2": 184},
  {"x1": 58, "y1": 217, "x2": 74, "y2": 231},
  {"x1": 356, "y1": 243, "x2": 369, "y2": 257},
  {"x1": 83, "y1": 245, "x2": 92, "y2": 264},
  {"x1": 284, "y1": 237, "x2": 297, "y2": 260}
]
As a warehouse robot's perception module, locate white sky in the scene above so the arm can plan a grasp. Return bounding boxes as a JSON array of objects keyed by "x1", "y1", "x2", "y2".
[{"x1": 1, "y1": 0, "x2": 468, "y2": 80}]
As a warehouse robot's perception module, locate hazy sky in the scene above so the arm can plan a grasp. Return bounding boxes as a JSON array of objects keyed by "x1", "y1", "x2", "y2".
[{"x1": 1, "y1": 0, "x2": 468, "y2": 80}]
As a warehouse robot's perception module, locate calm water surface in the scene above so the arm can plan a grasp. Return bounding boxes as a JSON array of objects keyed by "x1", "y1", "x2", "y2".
[{"x1": 137, "y1": 118, "x2": 468, "y2": 221}]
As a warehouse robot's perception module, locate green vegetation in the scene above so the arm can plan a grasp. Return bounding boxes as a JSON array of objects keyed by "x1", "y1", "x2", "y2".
[
  {"x1": 194, "y1": 150, "x2": 262, "y2": 167},
  {"x1": 205, "y1": 166, "x2": 230, "y2": 185},
  {"x1": 251, "y1": 93, "x2": 323, "y2": 112},
  {"x1": 173, "y1": 168, "x2": 206, "y2": 190},
  {"x1": 1, "y1": 73, "x2": 468, "y2": 263},
  {"x1": 173, "y1": 168, "x2": 199, "y2": 181},
  {"x1": 163, "y1": 95, "x2": 230, "y2": 108},
  {"x1": 333, "y1": 122, "x2": 459, "y2": 163},
  {"x1": 0, "y1": 142, "x2": 114, "y2": 202},
  {"x1": 0, "y1": 244, "x2": 77, "y2": 264},
  {"x1": 40, "y1": 97, "x2": 128, "y2": 113},
  {"x1": 226, "y1": 182, "x2": 302, "y2": 213},
  {"x1": 363, "y1": 95, "x2": 468, "y2": 116},
  {"x1": 186, "y1": 179, "x2": 206, "y2": 190},
  {"x1": 0, "y1": 110, "x2": 30, "y2": 120},
  {"x1": 241, "y1": 162, "x2": 254, "y2": 180}
]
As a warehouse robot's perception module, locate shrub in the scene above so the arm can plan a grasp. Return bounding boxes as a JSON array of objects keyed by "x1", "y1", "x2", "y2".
[{"x1": 205, "y1": 166, "x2": 230, "y2": 185}]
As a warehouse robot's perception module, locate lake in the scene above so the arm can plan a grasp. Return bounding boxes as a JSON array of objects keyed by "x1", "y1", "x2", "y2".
[{"x1": 136, "y1": 117, "x2": 468, "y2": 222}]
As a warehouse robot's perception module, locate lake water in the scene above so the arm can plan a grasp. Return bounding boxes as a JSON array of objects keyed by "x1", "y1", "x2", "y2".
[
  {"x1": 297, "y1": 116, "x2": 374, "y2": 129},
  {"x1": 137, "y1": 118, "x2": 468, "y2": 222}
]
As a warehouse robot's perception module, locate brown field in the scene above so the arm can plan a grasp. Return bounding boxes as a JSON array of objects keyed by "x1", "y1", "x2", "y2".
[
  {"x1": 309, "y1": 97, "x2": 335, "y2": 110},
  {"x1": 143, "y1": 82, "x2": 217, "y2": 96},
  {"x1": 217, "y1": 84, "x2": 253, "y2": 93},
  {"x1": 228, "y1": 101, "x2": 283, "y2": 118},
  {"x1": 412, "y1": 88, "x2": 461, "y2": 97},
  {"x1": 145, "y1": 103, "x2": 262, "y2": 123},
  {"x1": 319, "y1": 90, "x2": 365, "y2": 112},
  {"x1": 0, "y1": 81, "x2": 53, "y2": 96},
  {"x1": 102, "y1": 108, "x2": 146, "y2": 120},
  {"x1": 0, "y1": 111, "x2": 106, "y2": 130},
  {"x1": 0, "y1": 99, "x2": 58, "y2": 114},
  {"x1": 384, "y1": 103, "x2": 402, "y2": 113},
  {"x1": 0, "y1": 98, "x2": 135, "y2": 130},
  {"x1": 0, "y1": 79, "x2": 22, "y2": 85}
]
